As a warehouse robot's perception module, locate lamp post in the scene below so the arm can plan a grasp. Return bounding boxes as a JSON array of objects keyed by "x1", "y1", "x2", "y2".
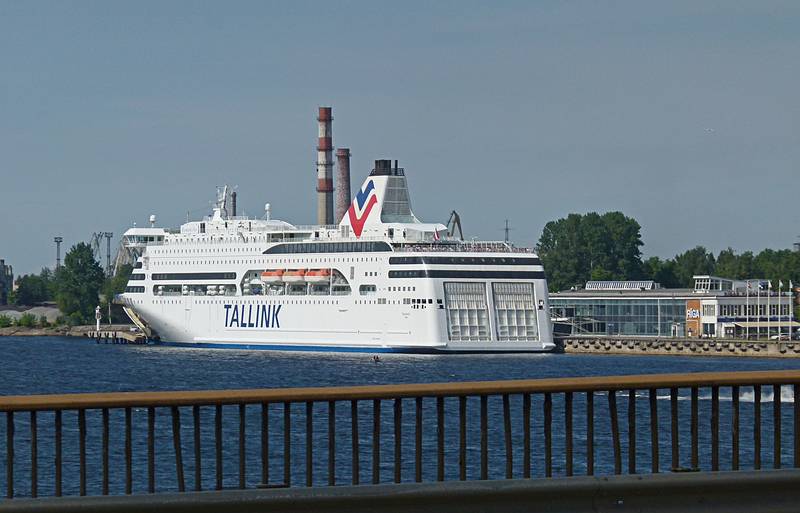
[{"x1": 54, "y1": 237, "x2": 63, "y2": 270}]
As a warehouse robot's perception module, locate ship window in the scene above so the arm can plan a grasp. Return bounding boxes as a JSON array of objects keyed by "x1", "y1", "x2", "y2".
[
  {"x1": 152, "y1": 272, "x2": 236, "y2": 281},
  {"x1": 263, "y1": 241, "x2": 392, "y2": 254},
  {"x1": 359, "y1": 285, "x2": 377, "y2": 296},
  {"x1": 389, "y1": 256, "x2": 542, "y2": 266}
]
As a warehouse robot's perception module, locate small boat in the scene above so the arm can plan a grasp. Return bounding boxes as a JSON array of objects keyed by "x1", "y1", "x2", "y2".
[
  {"x1": 282, "y1": 269, "x2": 307, "y2": 284},
  {"x1": 305, "y1": 269, "x2": 332, "y2": 283},
  {"x1": 261, "y1": 269, "x2": 285, "y2": 284}
]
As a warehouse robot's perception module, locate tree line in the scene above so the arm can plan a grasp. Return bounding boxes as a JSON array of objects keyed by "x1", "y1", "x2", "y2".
[
  {"x1": 536, "y1": 212, "x2": 800, "y2": 292},
  {"x1": 7, "y1": 243, "x2": 132, "y2": 325}
]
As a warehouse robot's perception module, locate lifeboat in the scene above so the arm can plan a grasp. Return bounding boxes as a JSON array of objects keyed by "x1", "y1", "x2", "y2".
[
  {"x1": 282, "y1": 269, "x2": 307, "y2": 284},
  {"x1": 305, "y1": 269, "x2": 332, "y2": 284},
  {"x1": 260, "y1": 269, "x2": 285, "y2": 284}
]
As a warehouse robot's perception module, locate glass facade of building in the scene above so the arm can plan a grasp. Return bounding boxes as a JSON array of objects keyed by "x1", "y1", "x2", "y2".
[{"x1": 550, "y1": 297, "x2": 687, "y2": 337}]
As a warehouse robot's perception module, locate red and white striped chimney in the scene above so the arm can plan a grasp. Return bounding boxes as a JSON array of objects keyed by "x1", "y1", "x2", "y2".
[{"x1": 316, "y1": 107, "x2": 334, "y2": 225}]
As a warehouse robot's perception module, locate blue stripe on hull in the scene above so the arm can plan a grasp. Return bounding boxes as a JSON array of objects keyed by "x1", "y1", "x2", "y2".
[
  {"x1": 149, "y1": 340, "x2": 553, "y2": 354},
  {"x1": 152, "y1": 340, "x2": 438, "y2": 353}
]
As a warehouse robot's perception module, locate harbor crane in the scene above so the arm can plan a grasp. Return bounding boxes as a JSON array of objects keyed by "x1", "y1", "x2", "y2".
[{"x1": 446, "y1": 211, "x2": 463, "y2": 240}]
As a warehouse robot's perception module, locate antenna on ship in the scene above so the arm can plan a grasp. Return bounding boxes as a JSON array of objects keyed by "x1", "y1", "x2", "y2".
[{"x1": 504, "y1": 219, "x2": 512, "y2": 244}]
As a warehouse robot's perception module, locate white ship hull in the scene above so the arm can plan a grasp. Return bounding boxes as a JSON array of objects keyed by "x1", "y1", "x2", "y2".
[{"x1": 124, "y1": 256, "x2": 554, "y2": 353}]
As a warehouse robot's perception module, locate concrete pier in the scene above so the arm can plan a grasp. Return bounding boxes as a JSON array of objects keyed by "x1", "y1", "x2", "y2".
[
  {"x1": 87, "y1": 329, "x2": 147, "y2": 345},
  {"x1": 560, "y1": 336, "x2": 800, "y2": 358}
]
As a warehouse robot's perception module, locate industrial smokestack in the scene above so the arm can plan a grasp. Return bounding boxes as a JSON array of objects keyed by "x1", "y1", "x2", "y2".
[
  {"x1": 316, "y1": 107, "x2": 334, "y2": 225},
  {"x1": 231, "y1": 191, "x2": 237, "y2": 217},
  {"x1": 335, "y1": 148, "x2": 352, "y2": 222}
]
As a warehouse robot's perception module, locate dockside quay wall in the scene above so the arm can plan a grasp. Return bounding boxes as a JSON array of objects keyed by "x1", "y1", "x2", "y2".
[{"x1": 560, "y1": 336, "x2": 800, "y2": 358}]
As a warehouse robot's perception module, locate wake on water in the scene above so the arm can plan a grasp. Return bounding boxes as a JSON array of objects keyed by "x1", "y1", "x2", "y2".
[{"x1": 598, "y1": 387, "x2": 796, "y2": 403}]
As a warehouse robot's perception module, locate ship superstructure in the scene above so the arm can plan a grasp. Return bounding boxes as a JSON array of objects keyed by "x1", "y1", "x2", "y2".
[{"x1": 118, "y1": 160, "x2": 554, "y2": 352}]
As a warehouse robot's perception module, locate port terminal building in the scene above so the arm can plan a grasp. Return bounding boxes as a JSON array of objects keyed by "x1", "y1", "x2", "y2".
[{"x1": 550, "y1": 276, "x2": 797, "y2": 339}]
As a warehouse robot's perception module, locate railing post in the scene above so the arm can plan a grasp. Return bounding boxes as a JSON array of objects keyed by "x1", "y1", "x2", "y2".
[
  {"x1": 6, "y1": 411, "x2": 13, "y2": 499},
  {"x1": 437, "y1": 397, "x2": 445, "y2": 481},
  {"x1": 415, "y1": 397, "x2": 422, "y2": 483},
  {"x1": 55, "y1": 409, "x2": 62, "y2": 497},
  {"x1": 754, "y1": 385, "x2": 762, "y2": 470},
  {"x1": 711, "y1": 386, "x2": 719, "y2": 471},
  {"x1": 239, "y1": 404, "x2": 247, "y2": 489},
  {"x1": 670, "y1": 388, "x2": 679, "y2": 471},
  {"x1": 195, "y1": 405, "x2": 202, "y2": 491},
  {"x1": 691, "y1": 387, "x2": 699, "y2": 470},
  {"x1": 774, "y1": 385, "x2": 782, "y2": 469},
  {"x1": 372, "y1": 399, "x2": 381, "y2": 485},
  {"x1": 503, "y1": 394, "x2": 513, "y2": 479},
  {"x1": 586, "y1": 391, "x2": 594, "y2": 476},
  {"x1": 564, "y1": 392, "x2": 573, "y2": 477},
  {"x1": 351, "y1": 400, "x2": 359, "y2": 485},
  {"x1": 395, "y1": 398, "x2": 403, "y2": 484},
  {"x1": 216, "y1": 405, "x2": 224, "y2": 490},
  {"x1": 480, "y1": 395, "x2": 488, "y2": 480},
  {"x1": 649, "y1": 388, "x2": 658, "y2": 473},
  {"x1": 523, "y1": 393, "x2": 531, "y2": 478},
  {"x1": 459, "y1": 396, "x2": 466, "y2": 481},
  {"x1": 794, "y1": 384, "x2": 800, "y2": 469},
  {"x1": 102, "y1": 408, "x2": 109, "y2": 495},
  {"x1": 172, "y1": 406, "x2": 186, "y2": 492},
  {"x1": 732, "y1": 386, "x2": 740, "y2": 471},
  {"x1": 608, "y1": 390, "x2": 621, "y2": 474},
  {"x1": 628, "y1": 389, "x2": 636, "y2": 474},
  {"x1": 30, "y1": 411, "x2": 37, "y2": 498},
  {"x1": 328, "y1": 401, "x2": 335, "y2": 486},
  {"x1": 306, "y1": 402, "x2": 314, "y2": 487},
  {"x1": 124, "y1": 407, "x2": 132, "y2": 494},
  {"x1": 283, "y1": 402, "x2": 291, "y2": 487},
  {"x1": 544, "y1": 393, "x2": 552, "y2": 477},
  {"x1": 80, "y1": 408, "x2": 87, "y2": 496}
]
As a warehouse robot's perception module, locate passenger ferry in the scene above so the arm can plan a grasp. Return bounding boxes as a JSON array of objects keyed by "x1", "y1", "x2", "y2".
[{"x1": 117, "y1": 160, "x2": 554, "y2": 352}]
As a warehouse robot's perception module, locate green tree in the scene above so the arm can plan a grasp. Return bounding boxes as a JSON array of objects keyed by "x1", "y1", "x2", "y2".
[
  {"x1": 714, "y1": 248, "x2": 755, "y2": 280},
  {"x1": 0, "y1": 315, "x2": 12, "y2": 328},
  {"x1": 537, "y1": 211, "x2": 644, "y2": 291},
  {"x1": 14, "y1": 268, "x2": 55, "y2": 306},
  {"x1": 672, "y1": 246, "x2": 715, "y2": 287},
  {"x1": 643, "y1": 256, "x2": 680, "y2": 288},
  {"x1": 601, "y1": 211, "x2": 644, "y2": 280},
  {"x1": 55, "y1": 243, "x2": 105, "y2": 325},
  {"x1": 537, "y1": 214, "x2": 585, "y2": 291},
  {"x1": 753, "y1": 249, "x2": 800, "y2": 286}
]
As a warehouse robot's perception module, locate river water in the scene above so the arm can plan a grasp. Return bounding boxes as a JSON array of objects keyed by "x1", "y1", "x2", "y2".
[{"x1": 2, "y1": 336, "x2": 800, "y2": 497}]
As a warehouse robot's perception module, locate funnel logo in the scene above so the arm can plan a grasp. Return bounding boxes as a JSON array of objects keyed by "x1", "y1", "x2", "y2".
[{"x1": 348, "y1": 180, "x2": 377, "y2": 238}]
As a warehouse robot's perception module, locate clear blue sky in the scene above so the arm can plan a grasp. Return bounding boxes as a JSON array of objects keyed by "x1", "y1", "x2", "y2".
[{"x1": 1, "y1": 1, "x2": 798, "y2": 275}]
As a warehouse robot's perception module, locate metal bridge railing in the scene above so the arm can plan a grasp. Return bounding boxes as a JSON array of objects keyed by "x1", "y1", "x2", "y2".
[{"x1": 1, "y1": 370, "x2": 800, "y2": 500}]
